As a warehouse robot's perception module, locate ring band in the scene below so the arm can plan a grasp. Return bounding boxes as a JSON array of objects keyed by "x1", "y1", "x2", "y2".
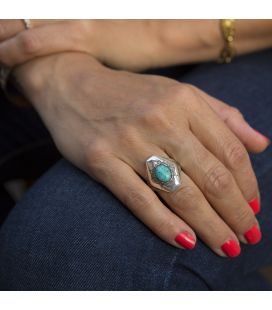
[
  {"x1": 23, "y1": 19, "x2": 32, "y2": 30},
  {"x1": 146, "y1": 155, "x2": 182, "y2": 192}
]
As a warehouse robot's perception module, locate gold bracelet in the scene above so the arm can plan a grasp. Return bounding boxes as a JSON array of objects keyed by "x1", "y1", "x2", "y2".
[{"x1": 219, "y1": 19, "x2": 236, "y2": 64}]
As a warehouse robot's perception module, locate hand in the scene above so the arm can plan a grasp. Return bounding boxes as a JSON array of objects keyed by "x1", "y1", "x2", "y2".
[
  {"x1": 1, "y1": 19, "x2": 272, "y2": 70},
  {"x1": 0, "y1": 19, "x2": 218, "y2": 70},
  {"x1": 14, "y1": 52, "x2": 264, "y2": 257}
]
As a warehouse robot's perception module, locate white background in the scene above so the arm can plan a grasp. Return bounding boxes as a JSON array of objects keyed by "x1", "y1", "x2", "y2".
[{"x1": 1, "y1": 0, "x2": 272, "y2": 307}]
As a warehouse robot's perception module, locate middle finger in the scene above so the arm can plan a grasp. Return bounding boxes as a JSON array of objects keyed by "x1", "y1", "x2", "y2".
[{"x1": 164, "y1": 130, "x2": 261, "y2": 245}]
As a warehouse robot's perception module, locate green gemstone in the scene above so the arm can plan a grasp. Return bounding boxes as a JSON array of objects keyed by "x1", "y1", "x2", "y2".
[{"x1": 154, "y1": 164, "x2": 172, "y2": 183}]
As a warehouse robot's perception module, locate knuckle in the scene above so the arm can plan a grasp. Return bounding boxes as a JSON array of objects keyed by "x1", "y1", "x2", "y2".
[
  {"x1": 204, "y1": 165, "x2": 233, "y2": 196},
  {"x1": 232, "y1": 207, "x2": 253, "y2": 226},
  {"x1": 170, "y1": 84, "x2": 193, "y2": 104},
  {"x1": 244, "y1": 179, "x2": 259, "y2": 200},
  {"x1": 115, "y1": 125, "x2": 139, "y2": 149},
  {"x1": 225, "y1": 141, "x2": 249, "y2": 170},
  {"x1": 85, "y1": 141, "x2": 110, "y2": 170},
  {"x1": 153, "y1": 217, "x2": 178, "y2": 236},
  {"x1": 171, "y1": 185, "x2": 200, "y2": 210},
  {"x1": 176, "y1": 83, "x2": 205, "y2": 112},
  {"x1": 88, "y1": 148, "x2": 108, "y2": 164},
  {"x1": 19, "y1": 31, "x2": 40, "y2": 54},
  {"x1": 229, "y1": 107, "x2": 244, "y2": 119},
  {"x1": 182, "y1": 83, "x2": 199, "y2": 95},
  {"x1": 138, "y1": 84, "x2": 194, "y2": 134},
  {"x1": 122, "y1": 188, "x2": 150, "y2": 213},
  {"x1": 140, "y1": 105, "x2": 171, "y2": 132},
  {"x1": 140, "y1": 96, "x2": 188, "y2": 137}
]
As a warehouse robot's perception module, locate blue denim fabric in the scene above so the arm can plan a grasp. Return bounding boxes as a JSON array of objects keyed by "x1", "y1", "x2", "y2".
[{"x1": 0, "y1": 49, "x2": 271, "y2": 290}]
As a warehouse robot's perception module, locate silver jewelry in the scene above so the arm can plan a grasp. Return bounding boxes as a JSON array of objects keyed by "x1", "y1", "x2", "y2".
[
  {"x1": 23, "y1": 19, "x2": 32, "y2": 30},
  {"x1": 146, "y1": 155, "x2": 182, "y2": 193}
]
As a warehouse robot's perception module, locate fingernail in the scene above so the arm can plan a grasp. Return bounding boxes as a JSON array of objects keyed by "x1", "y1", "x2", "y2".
[
  {"x1": 221, "y1": 239, "x2": 241, "y2": 258},
  {"x1": 248, "y1": 197, "x2": 260, "y2": 215},
  {"x1": 254, "y1": 129, "x2": 271, "y2": 145},
  {"x1": 175, "y1": 231, "x2": 196, "y2": 250},
  {"x1": 244, "y1": 224, "x2": 262, "y2": 244}
]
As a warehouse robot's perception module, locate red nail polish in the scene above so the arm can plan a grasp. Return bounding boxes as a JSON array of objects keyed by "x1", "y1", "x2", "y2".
[
  {"x1": 221, "y1": 239, "x2": 241, "y2": 258},
  {"x1": 244, "y1": 224, "x2": 262, "y2": 244},
  {"x1": 175, "y1": 231, "x2": 196, "y2": 250},
  {"x1": 248, "y1": 198, "x2": 260, "y2": 214},
  {"x1": 248, "y1": 197, "x2": 260, "y2": 215}
]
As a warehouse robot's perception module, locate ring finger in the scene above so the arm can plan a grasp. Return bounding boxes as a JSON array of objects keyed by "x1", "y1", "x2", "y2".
[
  {"x1": 121, "y1": 144, "x2": 242, "y2": 258},
  {"x1": 0, "y1": 19, "x2": 58, "y2": 42}
]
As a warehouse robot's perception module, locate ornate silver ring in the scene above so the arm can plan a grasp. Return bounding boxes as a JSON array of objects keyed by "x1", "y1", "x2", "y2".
[{"x1": 145, "y1": 155, "x2": 182, "y2": 193}]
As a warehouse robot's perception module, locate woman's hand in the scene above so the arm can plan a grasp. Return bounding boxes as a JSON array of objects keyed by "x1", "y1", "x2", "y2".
[
  {"x1": 14, "y1": 52, "x2": 265, "y2": 257},
  {"x1": 1, "y1": 19, "x2": 272, "y2": 70},
  {"x1": 0, "y1": 19, "x2": 219, "y2": 70}
]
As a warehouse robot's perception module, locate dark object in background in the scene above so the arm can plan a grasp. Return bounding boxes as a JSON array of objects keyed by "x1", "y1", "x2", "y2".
[{"x1": 0, "y1": 89, "x2": 60, "y2": 224}]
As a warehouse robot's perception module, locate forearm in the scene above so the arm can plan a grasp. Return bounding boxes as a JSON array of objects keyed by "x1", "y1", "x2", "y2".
[
  {"x1": 157, "y1": 19, "x2": 272, "y2": 66},
  {"x1": 1, "y1": 19, "x2": 272, "y2": 73},
  {"x1": 235, "y1": 20, "x2": 272, "y2": 54}
]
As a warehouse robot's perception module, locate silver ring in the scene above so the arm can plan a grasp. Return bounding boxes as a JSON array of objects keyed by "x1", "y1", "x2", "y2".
[
  {"x1": 23, "y1": 19, "x2": 32, "y2": 30},
  {"x1": 146, "y1": 155, "x2": 182, "y2": 193}
]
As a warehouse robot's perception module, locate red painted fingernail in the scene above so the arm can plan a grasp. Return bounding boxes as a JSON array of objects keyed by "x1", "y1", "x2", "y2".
[
  {"x1": 248, "y1": 197, "x2": 260, "y2": 215},
  {"x1": 221, "y1": 239, "x2": 241, "y2": 258},
  {"x1": 244, "y1": 224, "x2": 262, "y2": 244},
  {"x1": 254, "y1": 129, "x2": 271, "y2": 145},
  {"x1": 175, "y1": 231, "x2": 196, "y2": 250}
]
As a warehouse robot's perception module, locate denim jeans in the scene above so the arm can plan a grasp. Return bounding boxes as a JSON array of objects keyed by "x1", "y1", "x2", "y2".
[{"x1": 0, "y1": 49, "x2": 272, "y2": 290}]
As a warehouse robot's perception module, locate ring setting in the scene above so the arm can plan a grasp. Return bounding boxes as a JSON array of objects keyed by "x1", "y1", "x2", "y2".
[{"x1": 146, "y1": 155, "x2": 182, "y2": 192}]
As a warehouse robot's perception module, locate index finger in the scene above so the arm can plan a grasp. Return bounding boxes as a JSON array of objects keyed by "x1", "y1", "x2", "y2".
[{"x1": 0, "y1": 19, "x2": 59, "y2": 42}]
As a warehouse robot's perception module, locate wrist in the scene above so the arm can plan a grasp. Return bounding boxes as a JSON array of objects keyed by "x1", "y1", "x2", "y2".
[
  {"x1": 13, "y1": 54, "x2": 60, "y2": 104},
  {"x1": 156, "y1": 20, "x2": 223, "y2": 64},
  {"x1": 13, "y1": 52, "x2": 104, "y2": 106}
]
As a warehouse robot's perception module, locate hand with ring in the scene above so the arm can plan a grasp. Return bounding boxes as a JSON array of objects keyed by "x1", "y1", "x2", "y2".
[{"x1": 13, "y1": 52, "x2": 268, "y2": 258}]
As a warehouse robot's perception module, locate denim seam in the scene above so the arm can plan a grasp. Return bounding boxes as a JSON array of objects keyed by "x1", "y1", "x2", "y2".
[
  {"x1": 163, "y1": 253, "x2": 212, "y2": 290},
  {"x1": 162, "y1": 253, "x2": 178, "y2": 290}
]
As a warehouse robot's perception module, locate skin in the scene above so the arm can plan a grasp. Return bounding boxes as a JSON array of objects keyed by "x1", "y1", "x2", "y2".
[
  {"x1": 0, "y1": 19, "x2": 270, "y2": 153},
  {"x1": 12, "y1": 52, "x2": 264, "y2": 257},
  {"x1": 0, "y1": 20, "x2": 272, "y2": 69},
  {"x1": 0, "y1": 20, "x2": 271, "y2": 256}
]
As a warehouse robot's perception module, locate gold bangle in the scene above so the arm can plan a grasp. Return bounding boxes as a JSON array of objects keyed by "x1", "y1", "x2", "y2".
[{"x1": 219, "y1": 19, "x2": 236, "y2": 64}]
